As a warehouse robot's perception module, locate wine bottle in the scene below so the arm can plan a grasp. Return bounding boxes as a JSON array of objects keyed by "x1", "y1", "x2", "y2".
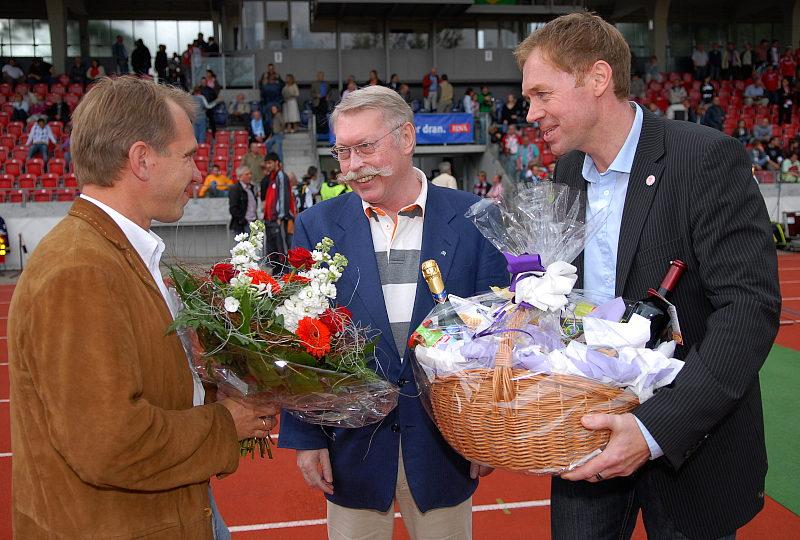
[
  {"x1": 621, "y1": 259, "x2": 687, "y2": 348},
  {"x1": 421, "y1": 259, "x2": 448, "y2": 303}
]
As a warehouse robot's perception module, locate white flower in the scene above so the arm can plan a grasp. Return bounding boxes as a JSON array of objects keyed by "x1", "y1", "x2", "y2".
[
  {"x1": 224, "y1": 296, "x2": 240, "y2": 312},
  {"x1": 234, "y1": 233, "x2": 249, "y2": 242}
]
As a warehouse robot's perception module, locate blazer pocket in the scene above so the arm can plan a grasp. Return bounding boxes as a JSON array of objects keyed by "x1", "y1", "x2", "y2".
[{"x1": 634, "y1": 236, "x2": 685, "y2": 269}]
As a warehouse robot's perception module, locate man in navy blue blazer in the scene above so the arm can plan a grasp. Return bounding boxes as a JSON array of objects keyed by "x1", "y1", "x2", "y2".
[{"x1": 278, "y1": 85, "x2": 508, "y2": 538}]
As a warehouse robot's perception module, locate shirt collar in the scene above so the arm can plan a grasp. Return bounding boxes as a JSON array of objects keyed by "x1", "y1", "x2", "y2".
[
  {"x1": 79, "y1": 194, "x2": 165, "y2": 271},
  {"x1": 582, "y1": 102, "x2": 643, "y2": 182},
  {"x1": 362, "y1": 167, "x2": 428, "y2": 219}
]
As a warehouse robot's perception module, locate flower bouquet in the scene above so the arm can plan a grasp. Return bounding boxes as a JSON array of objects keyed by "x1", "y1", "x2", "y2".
[
  {"x1": 409, "y1": 184, "x2": 684, "y2": 474},
  {"x1": 169, "y1": 221, "x2": 398, "y2": 457}
]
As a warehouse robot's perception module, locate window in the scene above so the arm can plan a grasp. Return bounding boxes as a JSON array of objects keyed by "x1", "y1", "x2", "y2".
[
  {"x1": 477, "y1": 22, "x2": 498, "y2": 50},
  {"x1": 500, "y1": 21, "x2": 519, "y2": 49},
  {"x1": 341, "y1": 22, "x2": 383, "y2": 50},
  {"x1": 242, "y1": 1, "x2": 265, "y2": 50},
  {"x1": 266, "y1": 0, "x2": 289, "y2": 49},
  {"x1": 436, "y1": 26, "x2": 475, "y2": 50},
  {"x1": 66, "y1": 20, "x2": 80, "y2": 57},
  {"x1": 0, "y1": 19, "x2": 52, "y2": 61},
  {"x1": 389, "y1": 24, "x2": 429, "y2": 49},
  {"x1": 290, "y1": 1, "x2": 335, "y2": 49}
]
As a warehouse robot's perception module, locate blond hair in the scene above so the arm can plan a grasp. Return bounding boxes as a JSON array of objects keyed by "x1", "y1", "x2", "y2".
[
  {"x1": 71, "y1": 76, "x2": 196, "y2": 188},
  {"x1": 331, "y1": 85, "x2": 413, "y2": 134},
  {"x1": 514, "y1": 12, "x2": 631, "y2": 100}
]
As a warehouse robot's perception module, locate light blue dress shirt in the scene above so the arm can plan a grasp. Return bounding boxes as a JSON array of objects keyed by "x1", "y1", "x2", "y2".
[{"x1": 581, "y1": 103, "x2": 663, "y2": 460}]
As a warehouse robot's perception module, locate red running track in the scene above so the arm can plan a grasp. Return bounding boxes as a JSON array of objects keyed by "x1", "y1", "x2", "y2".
[{"x1": 2, "y1": 252, "x2": 800, "y2": 538}]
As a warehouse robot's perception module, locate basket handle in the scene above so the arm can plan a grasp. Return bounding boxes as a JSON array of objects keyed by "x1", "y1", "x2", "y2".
[{"x1": 491, "y1": 308, "x2": 528, "y2": 406}]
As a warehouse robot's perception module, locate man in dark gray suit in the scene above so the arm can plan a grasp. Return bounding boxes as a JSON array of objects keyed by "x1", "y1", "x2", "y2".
[{"x1": 515, "y1": 13, "x2": 781, "y2": 539}]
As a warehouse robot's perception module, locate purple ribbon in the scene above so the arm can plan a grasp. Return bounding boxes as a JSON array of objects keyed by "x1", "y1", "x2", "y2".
[{"x1": 503, "y1": 252, "x2": 545, "y2": 293}]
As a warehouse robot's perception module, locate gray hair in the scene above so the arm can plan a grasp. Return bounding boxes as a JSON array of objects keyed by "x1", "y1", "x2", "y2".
[
  {"x1": 331, "y1": 85, "x2": 414, "y2": 134},
  {"x1": 438, "y1": 161, "x2": 451, "y2": 174},
  {"x1": 235, "y1": 165, "x2": 251, "y2": 178}
]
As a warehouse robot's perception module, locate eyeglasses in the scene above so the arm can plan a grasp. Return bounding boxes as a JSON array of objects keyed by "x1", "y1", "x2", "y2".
[{"x1": 330, "y1": 124, "x2": 404, "y2": 162}]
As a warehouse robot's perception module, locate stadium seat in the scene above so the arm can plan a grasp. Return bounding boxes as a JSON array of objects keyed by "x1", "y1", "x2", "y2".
[
  {"x1": 196, "y1": 143, "x2": 210, "y2": 158},
  {"x1": 7, "y1": 121, "x2": 24, "y2": 138},
  {"x1": 541, "y1": 152, "x2": 555, "y2": 167},
  {"x1": 31, "y1": 188, "x2": 52, "y2": 202},
  {"x1": 63, "y1": 174, "x2": 78, "y2": 188},
  {"x1": 7, "y1": 189, "x2": 25, "y2": 203},
  {"x1": 0, "y1": 111, "x2": 9, "y2": 127},
  {"x1": 55, "y1": 188, "x2": 78, "y2": 202},
  {"x1": 0, "y1": 145, "x2": 8, "y2": 164},
  {"x1": 4, "y1": 159, "x2": 22, "y2": 177},
  {"x1": 233, "y1": 131, "x2": 249, "y2": 145},
  {"x1": 12, "y1": 146, "x2": 27, "y2": 162},
  {"x1": 26, "y1": 158, "x2": 44, "y2": 176},
  {"x1": 58, "y1": 74, "x2": 70, "y2": 86},
  {"x1": 17, "y1": 174, "x2": 37, "y2": 189},
  {"x1": 64, "y1": 94, "x2": 79, "y2": 110},
  {"x1": 0, "y1": 83, "x2": 11, "y2": 96},
  {"x1": 48, "y1": 158, "x2": 66, "y2": 175},
  {"x1": 68, "y1": 83, "x2": 84, "y2": 96},
  {"x1": 233, "y1": 144, "x2": 247, "y2": 158},
  {"x1": 51, "y1": 84, "x2": 66, "y2": 95},
  {"x1": 0, "y1": 174, "x2": 14, "y2": 190},
  {"x1": 39, "y1": 173, "x2": 60, "y2": 189},
  {"x1": 194, "y1": 156, "x2": 209, "y2": 175},
  {"x1": 0, "y1": 134, "x2": 15, "y2": 148},
  {"x1": 212, "y1": 156, "x2": 228, "y2": 171},
  {"x1": 48, "y1": 121, "x2": 63, "y2": 139}
]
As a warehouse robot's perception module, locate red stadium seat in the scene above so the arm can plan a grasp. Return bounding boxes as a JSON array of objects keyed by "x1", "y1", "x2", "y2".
[
  {"x1": 0, "y1": 83, "x2": 11, "y2": 96},
  {"x1": 68, "y1": 83, "x2": 84, "y2": 96},
  {"x1": 17, "y1": 173, "x2": 37, "y2": 189},
  {"x1": 26, "y1": 158, "x2": 44, "y2": 176},
  {"x1": 0, "y1": 134, "x2": 15, "y2": 148},
  {"x1": 541, "y1": 152, "x2": 555, "y2": 167},
  {"x1": 4, "y1": 159, "x2": 22, "y2": 177},
  {"x1": 233, "y1": 130, "x2": 249, "y2": 145},
  {"x1": 0, "y1": 111, "x2": 9, "y2": 127},
  {"x1": 0, "y1": 174, "x2": 14, "y2": 190},
  {"x1": 48, "y1": 121, "x2": 63, "y2": 139},
  {"x1": 58, "y1": 74, "x2": 70, "y2": 86},
  {"x1": 0, "y1": 145, "x2": 7, "y2": 164},
  {"x1": 7, "y1": 121, "x2": 24, "y2": 138},
  {"x1": 196, "y1": 143, "x2": 210, "y2": 158},
  {"x1": 233, "y1": 144, "x2": 247, "y2": 158},
  {"x1": 12, "y1": 146, "x2": 27, "y2": 162},
  {"x1": 50, "y1": 84, "x2": 66, "y2": 95},
  {"x1": 8, "y1": 189, "x2": 25, "y2": 203},
  {"x1": 64, "y1": 94, "x2": 79, "y2": 110},
  {"x1": 48, "y1": 158, "x2": 66, "y2": 175},
  {"x1": 212, "y1": 156, "x2": 228, "y2": 171},
  {"x1": 39, "y1": 173, "x2": 60, "y2": 189},
  {"x1": 31, "y1": 188, "x2": 52, "y2": 202},
  {"x1": 194, "y1": 155, "x2": 209, "y2": 175},
  {"x1": 63, "y1": 173, "x2": 78, "y2": 188},
  {"x1": 55, "y1": 188, "x2": 78, "y2": 202}
]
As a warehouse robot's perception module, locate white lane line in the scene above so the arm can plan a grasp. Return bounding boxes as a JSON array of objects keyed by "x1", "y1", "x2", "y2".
[
  {"x1": 0, "y1": 362, "x2": 7, "y2": 366},
  {"x1": 0, "y1": 399, "x2": 8, "y2": 403},
  {"x1": 229, "y1": 499, "x2": 550, "y2": 532},
  {"x1": 0, "y1": 452, "x2": 11, "y2": 458}
]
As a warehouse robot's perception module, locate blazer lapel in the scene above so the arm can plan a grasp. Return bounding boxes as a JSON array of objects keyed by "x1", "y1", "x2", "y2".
[
  {"x1": 409, "y1": 185, "x2": 460, "y2": 332},
  {"x1": 334, "y1": 195, "x2": 397, "y2": 357},
  {"x1": 615, "y1": 110, "x2": 666, "y2": 295},
  {"x1": 555, "y1": 154, "x2": 588, "y2": 288}
]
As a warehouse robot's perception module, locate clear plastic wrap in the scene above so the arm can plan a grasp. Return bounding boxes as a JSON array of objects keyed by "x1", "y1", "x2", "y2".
[{"x1": 409, "y1": 186, "x2": 684, "y2": 474}]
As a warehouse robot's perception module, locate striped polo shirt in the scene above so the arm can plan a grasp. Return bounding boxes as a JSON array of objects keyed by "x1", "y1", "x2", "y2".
[{"x1": 362, "y1": 168, "x2": 428, "y2": 359}]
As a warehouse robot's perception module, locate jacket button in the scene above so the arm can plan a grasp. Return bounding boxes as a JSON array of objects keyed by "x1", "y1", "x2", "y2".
[
  {"x1": 391, "y1": 424, "x2": 401, "y2": 433},
  {"x1": 397, "y1": 378, "x2": 407, "y2": 387}
]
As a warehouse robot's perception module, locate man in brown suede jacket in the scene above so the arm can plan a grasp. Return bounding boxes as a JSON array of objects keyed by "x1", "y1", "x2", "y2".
[{"x1": 8, "y1": 76, "x2": 278, "y2": 538}]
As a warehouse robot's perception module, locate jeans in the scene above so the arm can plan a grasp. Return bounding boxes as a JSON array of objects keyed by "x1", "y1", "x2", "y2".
[
  {"x1": 551, "y1": 474, "x2": 737, "y2": 540},
  {"x1": 266, "y1": 134, "x2": 284, "y2": 161},
  {"x1": 209, "y1": 487, "x2": 231, "y2": 540},
  {"x1": 28, "y1": 143, "x2": 48, "y2": 161},
  {"x1": 424, "y1": 91, "x2": 438, "y2": 112}
]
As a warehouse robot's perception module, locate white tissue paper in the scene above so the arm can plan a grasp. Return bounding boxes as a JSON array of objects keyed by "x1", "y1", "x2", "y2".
[{"x1": 514, "y1": 261, "x2": 579, "y2": 312}]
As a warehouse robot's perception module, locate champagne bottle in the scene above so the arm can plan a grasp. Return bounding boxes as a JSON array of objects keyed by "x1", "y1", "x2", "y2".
[
  {"x1": 421, "y1": 259, "x2": 448, "y2": 303},
  {"x1": 621, "y1": 259, "x2": 687, "y2": 348}
]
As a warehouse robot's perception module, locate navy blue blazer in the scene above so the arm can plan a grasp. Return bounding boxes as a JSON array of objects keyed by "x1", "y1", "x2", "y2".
[{"x1": 278, "y1": 183, "x2": 508, "y2": 512}]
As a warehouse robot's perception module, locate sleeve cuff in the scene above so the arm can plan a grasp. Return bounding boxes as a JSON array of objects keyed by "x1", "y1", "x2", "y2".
[{"x1": 634, "y1": 415, "x2": 664, "y2": 460}]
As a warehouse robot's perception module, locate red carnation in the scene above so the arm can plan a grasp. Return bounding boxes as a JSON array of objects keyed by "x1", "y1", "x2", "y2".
[
  {"x1": 210, "y1": 263, "x2": 236, "y2": 283},
  {"x1": 281, "y1": 274, "x2": 312, "y2": 284},
  {"x1": 320, "y1": 306, "x2": 353, "y2": 334},
  {"x1": 296, "y1": 317, "x2": 332, "y2": 358},
  {"x1": 245, "y1": 269, "x2": 282, "y2": 294},
  {"x1": 287, "y1": 247, "x2": 314, "y2": 270}
]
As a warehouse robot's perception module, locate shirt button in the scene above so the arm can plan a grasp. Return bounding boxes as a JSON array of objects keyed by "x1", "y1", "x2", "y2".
[
  {"x1": 391, "y1": 424, "x2": 401, "y2": 433},
  {"x1": 603, "y1": 190, "x2": 610, "y2": 196},
  {"x1": 397, "y1": 378, "x2": 407, "y2": 387}
]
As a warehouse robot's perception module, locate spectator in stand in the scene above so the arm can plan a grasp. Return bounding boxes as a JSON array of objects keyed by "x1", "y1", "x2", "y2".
[
  {"x1": 763, "y1": 64, "x2": 781, "y2": 104},
  {"x1": 666, "y1": 97, "x2": 688, "y2": 120},
  {"x1": 781, "y1": 152, "x2": 800, "y2": 182},
  {"x1": 778, "y1": 78, "x2": 794, "y2": 125},
  {"x1": 753, "y1": 117, "x2": 773, "y2": 143},
  {"x1": 741, "y1": 43, "x2": 754, "y2": 78},
  {"x1": 366, "y1": 69, "x2": 382, "y2": 86},
  {"x1": 488, "y1": 124, "x2": 503, "y2": 145},
  {"x1": 241, "y1": 141, "x2": 265, "y2": 182},
  {"x1": 26, "y1": 117, "x2": 56, "y2": 161},
  {"x1": 341, "y1": 80, "x2": 357, "y2": 101},
  {"x1": 199, "y1": 164, "x2": 234, "y2": 198},
  {"x1": 68, "y1": 56, "x2": 87, "y2": 84},
  {"x1": 85, "y1": 59, "x2": 106, "y2": 82},
  {"x1": 692, "y1": 43, "x2": 709, "y2": 80},
  {"x1": 260, "y1": 68, "x2": 283, "y2": 120},
  {"x1": 644, "y1": 55, "x2": 661, "y2": 84},
  {"x1": 155, "y1": 45, "x2": 168, "y2": 81},
  {"x1": 228, "y1": 93, "x2": 250, "y2": 125},
  {"x1": 2, "y1": 58, "x2": 24, "y2": 83},
  {"x1": 422, "y1": 67, "x2": 439, "y2": 112},
  {"x1": 629, "y1": 73, "x2": 645, "y2": 100},
  {"x1": 779, "y1": 48, "x2": 796, "y2": 85},
  {"x1": 766, "y1": 136, "x2": 784, "y2": 165},
  {"x1": 282, "y1": 74, "x2": 300, "y2": 133},
  {"x1": 437, "y1": 74, "x2": 454, "y2": 112},
  {"x1": 744, "y1": 79, "x2": 769, "y2": 106},
  {"x1": 387, "y1": 73, "x2": 401, "y2": 92},
  {"x1": 297, "y1": 166, "x2": 322, "y2": 210},
  {"x1": 478, "y1": 86, "x2": 495, "y2": 118},
  {"x1": 311, "y1": 71, "x2": 329, "y2": 112},
  {"x1": 472, "y1": 171, "x2": 492, "y2": 198},
  {"x1": 11, "y1": 93, "x2": 29, "y2": 122},
  {"x1": 647, "y1": 102, "x2": 663, "y2": 117},
  {"x1": 668, "y1": 83, "x2": 687, "y2": 105},
  {"x1": 769, "y1": 40, "x2": 781, "y2": 67},
  {"x1": 701, "y1": 96, "x2": 725, "y2": 131},
  {"x1": 751, "y1": 141, "x2": 771, "y2": 170},
  {"x1": 46, "y1": 93, "x2": 70, "y2": 124},
  {"x1": 111, "y1": 35, "x2": 128, "y2": 74},
  {"x1": 486, "y1": 174, "x2": 504, "y2": 201},
  {"x1": 722, "y1": 42, "x2": 741, "y2": 80},
  {"x1": 733, "y1": 120, "x2": 752, "y2": 144},
  {"x1": 266, "y1": 104, "x2": 284, "y2": 161},
  {"x1": 204, "y1": 70, "x2": 221, "y2": 99},
  {"x1": 501, "y1": 124, "x2": 521, "y2": 176},
  {"x1": 190, "y1": 85, "x2": 218, "y2": 143},
  {"x1": 27, "y1": 57, "x2": 53, "y2": 84},
  {"x1": 228, "y1": 165, "x2": 259, "y2": 236},
  {"x1": 260, "y1": 152, "x2": 293, "y2": 269},
  {"x1": 756, "y1": 39, "x2": 769, "y2": 71},
  {"x1": 167, "y1": 53, "x2": 187, "y2": 90},
  {"x1": 61, "y1": 125, "x2": 71, "y2": 168},
  {"x1": 700, "y1": 76, "x2": 715, "y2": 103},
  {"x1": 319, "y1": 172, "x2": 351, "y2": 201},
  {"x1": 516, "y1": 135, "x2": 540, "y2": 180},
  {"x1": 249, "y1": 110, "x2": 268, "y2": 143},
  {"x1": 462, "y1": 88, "x2": 475, "y2": 114},
  {"x1": 500, "y1": 94, "x2": 524, "y2": 126},
  {"x1": 398, "y1": 83, "x2": 412, "y2": 104},
  {"x1": 431, "y1": 161, "x2": 458, "y2": 189},
  {"x1": 131, "y1": 39, "x2": 152, "y2": 76},
  {"x1": 708, "y1": 43, "x2": 722, "y2": 80},
  {"x1": 206, "y1": 37, "x2": 220, "y2": 55},
  {"x1": 196, "y1": 33, "x2": 208, "y2": 52}
]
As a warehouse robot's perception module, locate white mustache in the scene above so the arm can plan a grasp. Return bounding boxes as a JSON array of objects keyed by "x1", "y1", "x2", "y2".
[{"x1": 338, "y1": 166, "x2": 394, "y2": 184}]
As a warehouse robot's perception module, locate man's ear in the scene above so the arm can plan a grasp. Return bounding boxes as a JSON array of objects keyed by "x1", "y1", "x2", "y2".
[
  {"x1": 128, "y1": 141, "x2": 150, "y2": 181},
  {"x1": 400, "y1": 122, "x2": 416, "y2": 155},
  {"x1": 589, "y1": 60, "x2": 613, "y2": 98}
]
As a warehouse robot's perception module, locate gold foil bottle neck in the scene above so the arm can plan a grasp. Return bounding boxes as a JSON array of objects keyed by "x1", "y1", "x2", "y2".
[{"x1": 421, "y1": 259, "x2": 447, "y2": 303}]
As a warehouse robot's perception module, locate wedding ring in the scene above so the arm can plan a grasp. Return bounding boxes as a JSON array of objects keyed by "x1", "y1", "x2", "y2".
[
  {"x1": 595, "y1": 472, "x2": 604, "y2": 481},
  {"x1": 261, "y1": 417, "x2": 268, "y2": 431}
]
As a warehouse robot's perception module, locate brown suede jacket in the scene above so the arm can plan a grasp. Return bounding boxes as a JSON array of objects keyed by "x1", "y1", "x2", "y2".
[{"x1": 8, "y1": 198, "x2": 240, "y2": 538}]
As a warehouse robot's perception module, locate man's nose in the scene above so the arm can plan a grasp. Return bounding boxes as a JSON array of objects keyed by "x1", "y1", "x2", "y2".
[
  {"x1": 527, "y1": 102, "x2": 543, "y2": 124},
  {"x1": 348, "y1": 149, "x2": 365, "y2": 170}
]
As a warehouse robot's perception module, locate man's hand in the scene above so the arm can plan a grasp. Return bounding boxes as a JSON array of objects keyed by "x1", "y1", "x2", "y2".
[
  {"x1": 297, "y1": 449, "x2": 334, "y2": 495},
  {"x1": 470, "y1": 462, "x2": 494, "y2": 480},
  {"x1": 560, "y1": 413, "x2": 651, "y2": 483},
  {"x1": 219, "y1": 398, "x2": 279, "y2": 441}
]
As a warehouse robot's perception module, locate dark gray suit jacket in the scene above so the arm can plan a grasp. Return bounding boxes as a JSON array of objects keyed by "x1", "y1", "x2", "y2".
[{"x1": 555, "y1": 108, "x2": 781, "y2": 538}]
